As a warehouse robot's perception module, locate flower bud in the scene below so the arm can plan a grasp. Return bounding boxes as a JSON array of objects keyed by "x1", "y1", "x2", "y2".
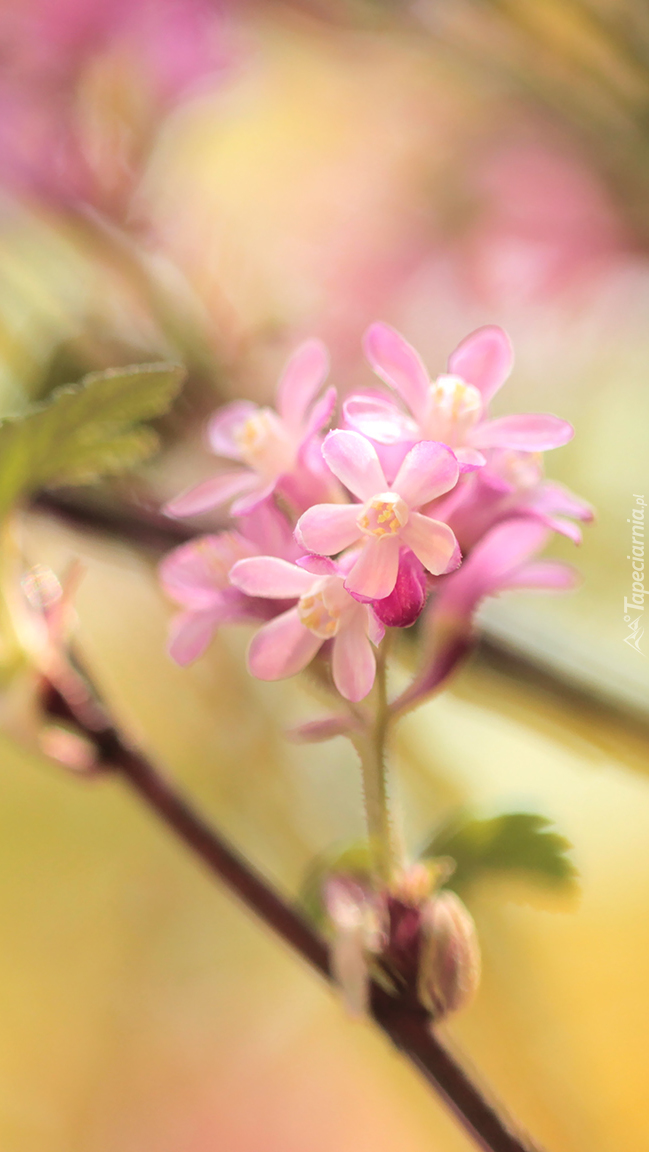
[{"x1": 417, "y1": 891, "x2": 481, "y2": 1019}]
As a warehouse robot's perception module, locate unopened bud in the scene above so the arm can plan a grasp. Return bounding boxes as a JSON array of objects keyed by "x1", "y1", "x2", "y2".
[{"x1": 417, "y1": 891, "x2": 481, "y2": 1019}]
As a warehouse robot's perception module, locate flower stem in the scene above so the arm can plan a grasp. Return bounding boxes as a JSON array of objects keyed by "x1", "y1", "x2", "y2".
[{"x1": 352, "y1": 640, "x2": 396, "y2": 886}]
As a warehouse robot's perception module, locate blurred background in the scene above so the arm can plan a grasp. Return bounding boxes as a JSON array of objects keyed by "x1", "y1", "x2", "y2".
[{"x1": 0, "y1": 0, "x2": 648, "y2": 1149}]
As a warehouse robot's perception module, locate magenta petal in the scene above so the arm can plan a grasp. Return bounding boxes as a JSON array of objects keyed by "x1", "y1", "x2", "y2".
[
  {"x1": 400, "y1": 514, "x2": 459, "y2": 575},
  {"x1": 344, "y1": 536, "x2": 400, "y2": 600},
  {"x1": 248, "y1": 608, "x2": 322, "y2": 680},
  {"x1": 371, "y1": 549, "x2": 427, "y2": 628},
  {"x1": 164, "y1": 471, "x2": 256, "y2": 517},
  {"x1": 447, "y1": 326, "x2": 513, "y2": 403},
  {"x1": 168, "y1": 610, "x2": 221, "y2": 665},
  {"x1": 343, "y1": 394, "x2": 418, "y2": 445},
  {"x1": 322, "y1": 429, "x2": 386, "y2": 500},
  {"x1": 393, "y1": 441, "x2": 459, "y2": 508},
  {"x1": 229, "y1": 557, "x2": 313, "y2": 598},
  {"x1": 331, "y1": 612, "x2": 376, "y2": 701},
  {"x1": 296, "y1": 503, "x2": 361, "y2": 555},
  {"x1": 207, "y1": 401, "x2": 258, "y2": 458},
  {"x1": 276, "y1": 339, "x2": 330, "y2": 431},
  {"x1": 363, "y1": 323, "x2": 430, "y2": 421},
  {"x1": 472, "y1": 414, "x2": 574, "y2": 452},
  {"x1": 502, "y1": 560, "x2": 580, "y2": 592}
]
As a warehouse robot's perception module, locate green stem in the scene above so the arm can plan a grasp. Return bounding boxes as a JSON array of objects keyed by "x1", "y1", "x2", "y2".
[{"x1": 352, "y1": 642, "x2": 396, "y2": 886}]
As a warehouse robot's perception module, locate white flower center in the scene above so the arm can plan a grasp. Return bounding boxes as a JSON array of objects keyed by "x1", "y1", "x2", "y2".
[
  {"x1": 234, "y1": 409, "x2": 294, "y2": 478},
  {"x1": 298, "y1": 577, "x2": 351, "y2": 638},
  {"x1": 424, "y1": 375, "x2": 482, "y2": 446},
  {"x1": 357, "y1": 492, "x2": 409, "y2": 538}
]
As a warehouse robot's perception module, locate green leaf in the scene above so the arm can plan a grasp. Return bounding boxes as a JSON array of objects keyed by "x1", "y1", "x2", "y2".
[
  {"x1": 300, "y1": 841, "x2": 373, "y2": 927},
  {"x1": 0, "y1": 361, "x2": 185, "y2": 517},
  {"x1": 423, "y1": 811, "x2": 578, "y2": 892}
]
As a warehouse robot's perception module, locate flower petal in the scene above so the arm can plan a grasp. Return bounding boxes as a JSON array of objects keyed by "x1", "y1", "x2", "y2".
[
  {"x1": 230, "y1": 478, "x2": 278, "y2": 516},
  {"x1": 164, "y1": 471, "x2": 257, "y2": 517},
  {"x1": 435, "y1": 517, "x2": 550, "y2": 618},
  {"x1": 296, "y1": 503, "x2": 361, "y2": 555},
  {"x1": 400, "y1": 513, "x2": 459, "y2": 575},
  {"x1": 296, "y1": 554, "x2": 339, "y2": 576},
  {"x1": 393, "y1": 441, "x2": 459, "y2": 508},
  {"x1": 344, "y1": 536, "x2": 400, "y2": 599},
  {"x1": 447, "y1": 326, "x2": 513, "y2": 403},
  {"x1": 343, "y1": 393, "x2": 418, "y2": 445},
  {"x1": 502, "y1": 560, "x2": 580, "y2": 592},
  {"x1": 276, "y1": 339, "x2": 330, "y2": 431},
  {"x1": 472, "y1": 413, "x2": 574, "y2": 452},
  {"x1": 160, "y1": 533, "x2": 256, "y2": 608},
  {"x1": 300, "y1": 385, "x2": 337, "y2": 443},
  {"x1": 207, "y1": 401, "x2": 258, "y2": 458},
  {"x1": 363, "y1": 322, "x2": 430, "y2": 421},
  {"x1": 371, "y1": 549, "x2": 427, "y2": 628},
  {"x1": 248, "y1": 608, "x2": 322, "y2": 680},
  {"x1": 455, "y1": 446, "x2": 486, "y2": 471},
  {"x1": 322, "y1": 429, "x2": 386, "y2": 500},
  {"x1": 229, "y1": 556, "x2": 314, "y2": 598},
  {"x1": 168, "y1": 609, "x2": 221, "y2": 665},
  {"x1": 332, "y1": 610, "x2": 376, "y2": 701}
]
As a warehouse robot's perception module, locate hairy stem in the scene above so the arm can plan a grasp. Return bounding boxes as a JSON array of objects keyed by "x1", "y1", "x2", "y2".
[{"x1": 351, "y1": 642, "x2": 397, "y2": 886}]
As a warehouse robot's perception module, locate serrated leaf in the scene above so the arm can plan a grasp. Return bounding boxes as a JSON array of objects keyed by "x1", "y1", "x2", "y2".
[
  {"x1": 300, "y1": 841, "x2": 373, "y2": 927},
  {"x1": 0, "y1": 361, "x2": 185, "y2": 517},
  {"x1": 423, "y1": 811, "x2": 578, "y2": 891}
]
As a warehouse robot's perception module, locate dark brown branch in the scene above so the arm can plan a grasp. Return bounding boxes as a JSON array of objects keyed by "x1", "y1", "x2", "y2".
[{"x1": 43, "y1": 679, "x2": 541, "y2": 1152}]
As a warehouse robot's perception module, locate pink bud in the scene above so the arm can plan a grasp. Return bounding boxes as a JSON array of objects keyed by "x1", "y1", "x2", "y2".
[
  {"x1": 371, "y1": 548, "x2": 427, "y2": 628},
  {"x1": 417, "y1": 891, "x2": 481, "y2": 1019}
]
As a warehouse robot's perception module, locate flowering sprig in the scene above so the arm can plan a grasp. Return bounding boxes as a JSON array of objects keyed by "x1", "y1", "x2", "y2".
[{"x1": 161, "y1": 323, "x2": 589, "y2": 1033}]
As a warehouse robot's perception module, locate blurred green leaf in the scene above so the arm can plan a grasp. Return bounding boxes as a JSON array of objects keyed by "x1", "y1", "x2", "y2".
[
  {"x1": 0, "y1": 361, "x2": 185, "y2": 517},
  {"x1": 300, "y1": 841, "x2": 373, "y2": 927},
  {"x1": 423, "y1": 812, "x2": 578, "y2": 892}
]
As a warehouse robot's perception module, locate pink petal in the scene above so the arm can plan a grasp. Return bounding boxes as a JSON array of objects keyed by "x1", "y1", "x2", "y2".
[
  {"x1": 472, "y1": 413, "x2": 574, "y2": 452},
  {"x1": 300, "y1": 385, "x2": 337, "y2": 443},
  {"x1": 447, "y1": 326, "x2": 513, "y2": 403},
  {"x1": 455, "y1": 446, "x2": 486, "y2": 471},
  {"x1": 343, "y1": 394, "x2": 418, "y2": 445},
  {"x1": 160, "y1": 533, "x2": 252, "y2": 608},
  {"x1": 400, "y1": 514, "x2": 459, "y2": 575},
  {"x1": 530, "y1": 481, "x2": 594, "y2": 521},
  {"x1": 207, "y1": 401, "x2": 258, "y2": 458},
  {"x1": 276, "y1": 339, "x2": 330, "y2": 431},
  {"x1": 296, "y1": 503, "x2": 361, "y2": 555},
  {"x1": 363, "y1": 322, "x2": 430, "y2": 421},
  {"x1": 393, "y1": 441, "x2": 459, "y2": 508},
  {"x1": 230, "y1": 478, "x2": 278, "y2": 516},
  {"x1": 344, "y1": 536, "x2": 401, "y2": 599},
  {"x1": 229, "y1": 557, "x2": 314, "y2": 598},
  {"x1": 534, "y1": 514, "x2": 583, "y2": 544},
  {"x1": 366, "y1": 609, "x2": 385, "y2": 647},
  {"x1": 248, "y1": 608, "x2": 322, "y2": 680},
  {"x1": 435, "y1": 517, "x2": 550, "y2": 618},
  {"x1": 502, "y1": 560, "x2": 579, "y2": 592},
  {"x1": 322, "y1": 429, "x2": 386, "y2": 501},
  {"x1": 164, "y1": 471, "x2": 257, "y2": 517},
  {"x1": 168, "y1": 609, "x2": 221, "y2": 665},
  {"x1": 331, "y1": 611, "x2": 377, "y2": 701},
  {"x1": 296, "y1": 554, "x2": 339, "y2": 576}
]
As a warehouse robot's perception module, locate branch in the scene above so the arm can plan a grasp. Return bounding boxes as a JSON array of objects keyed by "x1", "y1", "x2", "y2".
[{"x1": 44, "y1": 678, "x2": 542, "y2": 1152}]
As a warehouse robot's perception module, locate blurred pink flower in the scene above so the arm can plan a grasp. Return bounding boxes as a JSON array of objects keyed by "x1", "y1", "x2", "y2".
[
  {"x1": 229, "y1": 553, "x2": 385, "y2": 701},
  {"x1": 296, "y1": 430, "x2": 460, "y2": 601},
  {"x1": 345, "y1": 323, "x2": 572, "y2": 470},
  {"x1": 0, "y1": 0, "x2": 230, "y2": 213},
  {"x1": 165, "y1": 340, "x2": 337, "y2": 520}
]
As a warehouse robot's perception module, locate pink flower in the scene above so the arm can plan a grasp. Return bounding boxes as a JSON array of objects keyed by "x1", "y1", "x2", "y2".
[
  {"x1": 432, "y1": 449, "x2": 593, "y2": 551},
  {"x1": 165, "y1": 340, "x2": 336, "y2": 519},
  {"x1": 344, "y1": 323, "x2": 573, "y2": 470},
  {"x1": 295, "y1": 430, "x2": 460, "y2": 601},
  {"x1": 229, "y1": 554, "x2": 385, "y2": 701},
  {"x1": 159, "y1": 501, "x2": 300, "y2": 664},
  {"x1": 394, "y1": 517, "x2": 578, "y2": 711}
]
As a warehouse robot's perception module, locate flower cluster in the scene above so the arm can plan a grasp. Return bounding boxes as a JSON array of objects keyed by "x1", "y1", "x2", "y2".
[{"x1": 161, "y1": 324, "x2": 591, "y2": 703}]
